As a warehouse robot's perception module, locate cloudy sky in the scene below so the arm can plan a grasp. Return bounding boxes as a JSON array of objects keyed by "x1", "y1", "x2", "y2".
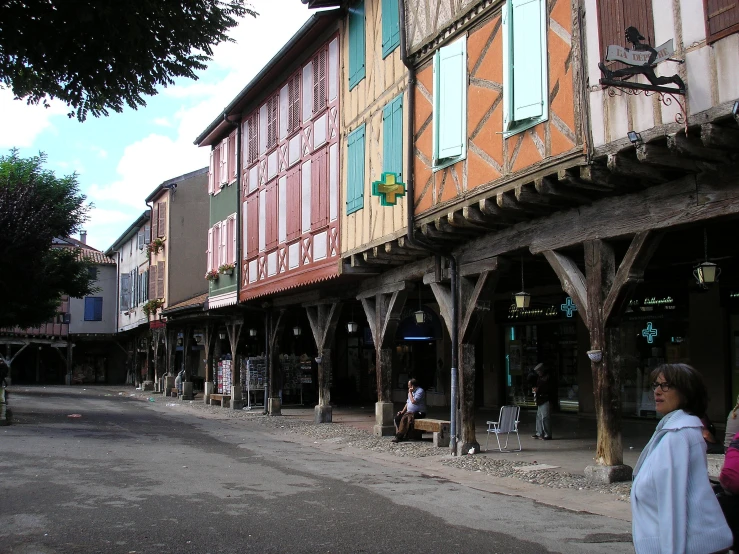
[{"x1": 1, "y1": 1, "x2": 313, "y2": 252}]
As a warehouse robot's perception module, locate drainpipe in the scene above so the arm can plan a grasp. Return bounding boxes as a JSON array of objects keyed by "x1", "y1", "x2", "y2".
[{"x1": 398, "y1": 0, "x2": 460, "y2": 455}]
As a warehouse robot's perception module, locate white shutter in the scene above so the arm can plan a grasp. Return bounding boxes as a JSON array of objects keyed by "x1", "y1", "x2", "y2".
[
  {"x1": 208, "y1": 150, "x2": 215, "y2": 194},
  {"x1": 207, "y1": 228, "x2": 213, "y2": 271}
]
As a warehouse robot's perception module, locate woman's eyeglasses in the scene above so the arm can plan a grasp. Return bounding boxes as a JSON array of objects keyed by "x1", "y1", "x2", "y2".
[{"x1": 651, "y1": 382, "x2": 673, "y2": 392}]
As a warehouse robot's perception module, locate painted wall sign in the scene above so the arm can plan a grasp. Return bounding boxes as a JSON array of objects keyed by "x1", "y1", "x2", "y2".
[
  {"x1": 371, "y1": 172, "x2": 406, "y2": 206},
  {"x1": 606, "y1": 39, "x2": 674, "y2": 66}
]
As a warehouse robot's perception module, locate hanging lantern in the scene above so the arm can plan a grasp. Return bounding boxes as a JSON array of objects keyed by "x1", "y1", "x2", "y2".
[
  {"x1": 293, "y1": 326, "x2": 302, "y2": 337},
  {"x1": 694, "y1": 228, "x2": 721, "y2": 287},
  {"x1": 347, "y1": 321, "x2": 359, "y2": 334},
  {"x1": 514, "y1": 291, "x2": 531, "y2": 309},
  {"x1": 218, "y1": 331, "x2": 226, "y2": 340},
  {"x1": 249, "y1": 328, "x2": 257, "y2": 337},
  {"x1": 414, "y1": 310, "x2": 427, "y2": 324}
]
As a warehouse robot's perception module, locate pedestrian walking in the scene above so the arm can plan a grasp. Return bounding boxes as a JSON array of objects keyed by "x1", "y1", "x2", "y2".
[
  {"x1": 631, "y1": 363, "x2": 732, "y2": 554},
  {"x1": 531, "y1": 363, "x2": 551, "y2": 440}
]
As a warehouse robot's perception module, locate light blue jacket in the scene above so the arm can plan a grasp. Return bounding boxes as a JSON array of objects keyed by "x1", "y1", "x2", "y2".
[{"x1": 631, "y1": 409, "x2": 733, "y2": 554}]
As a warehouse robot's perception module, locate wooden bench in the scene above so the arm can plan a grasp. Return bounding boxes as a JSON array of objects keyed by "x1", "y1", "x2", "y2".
[
  {"x1": 170, "y1": 388, "x2": 179, "y2": 398},
  {"x1": 411, "y1": 418, "x2": 450, "y2": 447},
  {"x1": 208, "y1": 394, "x2": 231, "y2": 408}
]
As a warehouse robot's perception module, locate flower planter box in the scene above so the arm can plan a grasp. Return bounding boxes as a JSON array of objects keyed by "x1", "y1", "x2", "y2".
[{"x1": 221, "y1": 268, "x2": 234, "y2": 276}]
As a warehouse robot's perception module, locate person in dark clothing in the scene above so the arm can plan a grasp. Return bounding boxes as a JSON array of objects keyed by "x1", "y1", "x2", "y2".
[{"x1": 531, "y1": 363, "x2": 552, "y2": 440}]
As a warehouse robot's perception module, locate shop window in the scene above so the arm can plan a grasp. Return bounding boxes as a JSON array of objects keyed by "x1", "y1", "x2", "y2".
[{"x1": 84, "y1": 297, "x2": 103, "y2": 321}]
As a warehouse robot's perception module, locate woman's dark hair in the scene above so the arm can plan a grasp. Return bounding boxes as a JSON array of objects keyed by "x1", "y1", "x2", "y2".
[
  {"x1": 649, "y1": 363, "x2": 708, "y2": 416},
  {"x1": 409, "y1": 378, "x2": 418, "y2": 387}
]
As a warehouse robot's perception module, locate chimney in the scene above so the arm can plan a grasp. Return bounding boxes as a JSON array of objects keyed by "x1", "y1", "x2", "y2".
[{"x1": 80, "y1": 230, "x2": 87, "y2": 244}]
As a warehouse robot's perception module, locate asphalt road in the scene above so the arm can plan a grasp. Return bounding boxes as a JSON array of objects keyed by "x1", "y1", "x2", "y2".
[{"x1": 0, "y1": 387, "x2": 634, "y2": 554}]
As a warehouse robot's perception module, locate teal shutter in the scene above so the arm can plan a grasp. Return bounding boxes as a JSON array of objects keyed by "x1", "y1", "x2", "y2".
[
  {"x1": 383, "y1": 95, "x2": 403, "y2": 180},
  {"x1": 347, "y1": 125, "x2": 365, "y2": 214},
  {"x1": 349, "y1": 1, "x2": 366, "y2": 90},
  {"x1": 435, "y1": 39, "x2": 466, "y2": 161},
  {"x1": 511, "y1": 0, "x2": 544, "y2": 121},
  {"x1": 382, "y1": 0, "x2": 400, "y2": 58}
]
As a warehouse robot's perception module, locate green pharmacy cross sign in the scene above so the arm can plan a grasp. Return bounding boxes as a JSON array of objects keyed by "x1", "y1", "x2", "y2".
[{"x1": 372, "y1": 172, "x2": 406, "y2": 206}]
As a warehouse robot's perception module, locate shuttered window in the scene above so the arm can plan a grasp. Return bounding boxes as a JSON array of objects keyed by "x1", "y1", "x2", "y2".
[
  {"x1": 157, "y1": 202, "x2": 166, "y2": 237},
  {"x1": 156, "y1": 261, "x2": 165, "y2": 299},
  {"x1": 382, "y1": 0, "x2": 400, "y2": 58},
  {"x1": 433, "y1": 38, "x2": 467, "y2": 169},
  {"x1": 137, "y1": 230, "x2": 144, "y2": 250},
  {"x1": 246, "y1": 195, "x2": 259, "y2": 259},
  {"x1": 502, "y1": 0, "x2": 549, "y2": 136},
  {"x1": 597, "y1": 0, "x2": 655, "y2": 70},
  {"x1": 267, "y1": 95, "x2": 279, "y2": 150},
  {"x1": 219, "y1": 138, "x2": 229, "y2": 186},
  {"x1": 207, "y1": 228, "x2": 214, "y2": 271},
  {"x1": 286, "y1": 166, "x2": 301, "y2": 241},
  {"x1": 84, "y1": 297, "x2": 103, "y2": 321},
  {"x1": 705, "y1": 0, "x2": 739, "y2": 43},
  {"x1": 144, "y1": 225, "x2": 150, "y2": 244},
  {"x1": 348, "y1": 1, "x2": 366, "y2": 90},
  {"x1": 247, "y1": 113, "x2": 259, "y2": 165},
  {"x1": 288, "y1": 73, "x2": 301, "y2": 133},
  {"x1": 311, "y1": 148, "x2": 329, "y2": 229},
  {"x1": 120, "y1": 274, "x2": 131, "y2": 311},
  {"x1": 142, "y1": 270, "x2": 149, "y2": 303},
  {"x1": 382, "y1": 95, "x2": 403, "y2": 181},
  {"x1": 313, "y1": 49, "x2": 328, "y2": 114},
  {"x1": 265, "y1": 182, "x2": 279, "y2": 250},
  {"x1": 148, "y1": 265, "x2": 157, "y2": 300},
  {"x1": 153, "y1": 204, "x2": 159, "y2": 238},
  {"x1": 208, "y1": 149, "x2": 215, "y2": 194},
  {"x1": 346, "y1": 124, "x2": 365, "y2": 215},
  {"x1": 229, "y1": 130, "x2": 237, "y2": 181}
]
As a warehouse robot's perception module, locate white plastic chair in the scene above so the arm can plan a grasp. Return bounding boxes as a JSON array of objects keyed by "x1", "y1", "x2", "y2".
[{"x1": 486, "y1": 405, "x2": 522, "y2": 452}]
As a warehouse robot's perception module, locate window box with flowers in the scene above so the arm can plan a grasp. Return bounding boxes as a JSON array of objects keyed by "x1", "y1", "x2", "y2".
[
  {"x1": 205, "y1": 269, "x2": 220, "y2": 282},
  {"x1": 148, "y1": 237, "x2": 166, "y2": 255},
  {"x1": 219, "y1": 263, "x2": 235, "y2": 276},
  {"x1": 142, "y1": 298, "x2": 164, "y2": 317}
]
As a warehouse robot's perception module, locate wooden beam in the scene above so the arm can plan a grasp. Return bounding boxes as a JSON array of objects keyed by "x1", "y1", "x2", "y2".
[
  {"x1": 396, "y1": 236, "x2": 430, "y2": 252},
  {"x1": 447, "y1": 210, "x2": 496, "y2": 232},
  {"x1": 603, "y1": 231, "x2": 664, "y2": 324},
  {"x1": 422, "y1": 222, "x2": 462, "y2": 242},
  {"x1": 356, "y1": 280, "x2": 412, "y2": 300},
  {"x1": 667, "y1": 133, "x2": 730, "y2": 163},
  {"x1": 459, "y1": 272, "x2": 496, "y2": 343},
  {"x1": 497, "y1": 190, "x2": 549, "y2": 215},
  {"x1": 541, "y1": 250, "x2": 589, "y2": 328},
  {"x1": 701, "y1": 122, "x2": 739, "y2": 150},
  {"x1": 578, "y1": 165, "x2": 622, "y2": 189},
  {"x1": 461, "y1": 205, "x2": 505, "y2": 229},
  {"x1": 456, "y1": 170, "x2": 739, "y2": 264},
  {"x1": 607, "y1": 153, "x2": 669, "y2": 183},
  {"x1": 535, "y1": 176, "x2": 593, "y2": 204},
  {"x1": 515, "y1": 183, "x2": 569, "y2": 207},
  {"x1": 636, "y1": 143, "x2": 705, "y2": 172},
  {"x1": 477, "y1": 198, "x2": 524, "y2": 224},
  {"x1": 305, "y1": 303, "x2": 342, "y2": 353},
  {"x1": 357, "y1": 258, "x2": 435, "y2": 294},
  {"x1": 362, "y1": 252, "x2": 395, "y2": 265},
  {"x1": 434, "y1": 217, "x2": 480, "y2": 237},
  {"x1": 373, "y1": 246, "x2": 416, "y2": 261}
]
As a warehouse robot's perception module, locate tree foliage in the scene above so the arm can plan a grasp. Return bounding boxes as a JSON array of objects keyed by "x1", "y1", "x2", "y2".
[
  {"x1": 0, "y1": 149, "x2": 95, "y2": 328},
  {"x1": 0, "y1": 1, "x2": 258, "y2": 121}
]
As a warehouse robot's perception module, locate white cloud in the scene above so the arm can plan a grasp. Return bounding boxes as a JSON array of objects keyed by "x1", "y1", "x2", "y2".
[
  {"x1": 153, "y1": 117, "x2": 173, "y2": 127},
  {"x1": 92, "y1": 146, "x2": 108, "y2": 159},
  {"x1": 83, "y1": 206, "x2": 140, "y2": 251},
  {"x1": 0, "y1": 88, "x2": 67, "y2": 148}
]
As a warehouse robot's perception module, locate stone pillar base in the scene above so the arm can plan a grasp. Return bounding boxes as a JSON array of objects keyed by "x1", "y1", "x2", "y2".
[
  {"x1": 164, "y1": 376, "x2": 175, "y2": 394},
  {"x1": 181, "y1": 382, "x2": 193, "y2": 400},
  {"x1": 585, "y1": 464, "x2": 633, "y2": 484},
  {"x1": 0, "y1": 389, "x2": 9, "y2": 426},
  {"x1": 142, "y1": 380, "x2": 154, "y2": 391},
  {"x1": 374, "y1": 401, "x2": 395, "y2": 436},
  {"x1": 65, "y1": 374, "x2": 72, "y2": 385},
  {"x1": 315, "y1": 405, "x2": 332, "y2": 423},
  {"x1": 268, "y1": 397, "x2": 282, "y2": 415},
  {"x1": 374, "y1": 424, "x2": 396, "y2": 436},
  {"x1": 203, "y1": 382, "x2": 214, "y2": 404},
  {"x1": 457, "y1": 441, "x2": 481, "y2": 456},
  {"x1": 231, "y1": 385, "x2": 243, "y2": 410}
]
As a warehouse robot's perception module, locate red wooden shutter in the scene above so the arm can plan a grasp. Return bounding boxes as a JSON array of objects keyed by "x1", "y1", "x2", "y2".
[
  {"x1": 313, "y1": 49, "x2": 327, "y2": 113},
  {"x1": 288, "y1": 73, "x2": 301, "y2": 133},
  {"x1": 156, "y1": 261, "x2": 165, "y2": 299},
  {"x1": 311, "y1": 148, "x2": 329, "y2": 229},
  {"x1": 149, "y1": 264, "x2": 157, "y2": 299},
  {"x1": 267, "y1": 95, "x2": 278, "y2": 150},
  {"x1": 265, "y1": 182, "x2": 278, "y2": 250},
  {"x1": 286, "y1": 166, "x2": 301, "y2": 241},
  {"x1": 597, "y1": 0, "x2": 655, "y2": 70},
  {"x1": 157, "y1": 202, "x2": 166, "y2": 237},
  {"x1": 705, "y1": 0, "x2": 739, "y2": 43},
  {"x1": 229, "y1": 130, "x2": 237, "y2": 180},
  {"x1": 246, "y1": 195, "x2": 259, "y2": 258}
]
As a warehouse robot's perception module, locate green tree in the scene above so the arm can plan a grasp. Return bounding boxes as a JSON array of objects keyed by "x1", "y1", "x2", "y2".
[
  {"x1": 0, "y1": 1, "x2": 257, "y2": 121},
  {"x1": 0, "y1": 149, "x2": 95, "y2": 328}
]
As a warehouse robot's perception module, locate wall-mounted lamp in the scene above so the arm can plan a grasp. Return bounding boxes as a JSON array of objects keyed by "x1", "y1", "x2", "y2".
[
  {"x1": 218, "y1": 331, "x2": 226, "y2": 340},
  {"x1": 249, "y1": 328, "x2": 257, "y2": 337},
  {"x1": 293, "y1": 326, "x2": 302, "y2": 337},
  {"x1": 627, "y1": 131, "x2": 643, "y2": 145}
]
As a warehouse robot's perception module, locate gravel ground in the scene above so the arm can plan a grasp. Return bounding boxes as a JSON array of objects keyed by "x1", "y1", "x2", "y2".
[{"x1": 131, "y1": 390, "x2": 633, "y2": 501}]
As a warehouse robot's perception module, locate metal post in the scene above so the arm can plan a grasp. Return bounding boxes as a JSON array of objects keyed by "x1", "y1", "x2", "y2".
[{"x1": 263, "y1": 311, "x2": 269, "y2": 412}]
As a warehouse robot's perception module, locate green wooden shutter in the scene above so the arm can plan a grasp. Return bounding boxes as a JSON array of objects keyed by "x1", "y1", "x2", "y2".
[
  {"x1": 434, "y1": 39, "x2": 466, "y2": 161},
  {"x1": 383, "y1": 95, "x2": 403, "y2": 180},
  {"x1": 511, "y1": 0, "x2": 544, "y2": 121},
  {"x1": 382, "y1": 0, "x2": 400, "y2": 58},
  {"x1": 349, "y1": 1, "x2": 366, "y2": 90},
  {"x1": 347, "y1": 125, "x2": 365, "y2": 214}
]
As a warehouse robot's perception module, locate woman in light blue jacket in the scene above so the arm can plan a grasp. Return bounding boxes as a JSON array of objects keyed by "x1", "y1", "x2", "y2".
[{"x1": 631, "y1": 363, "x2": 733, "y2": 553}]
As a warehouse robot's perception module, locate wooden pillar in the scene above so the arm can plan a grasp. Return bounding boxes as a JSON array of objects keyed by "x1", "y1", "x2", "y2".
[
  {"x1": 359, "y1": 283, "x2": 409, "y2": 436},
  {"x1": 202, "y1": 322, "x2": 215, "y2": 402},
  {"x1": 146, "y1": 334, "x2": 153, "y2": 383},
  {"x1": 429, "y1": 263, "x2": 496, "y2": 455},
  {"x1": 542, "y1": 231, "x2": 662, "y2": 481},
  {"x1": 266, "y1": 311, "x2": 285, "y2": 415},
  {"x1": 225, "y1": 319, "x2": 244, "y2": 409},
  {"x1": 66, "y1": 341, "x2": 73, "y2": 385},
  {"x1": 305, "y1": 302, "x2": 343, "y2": 424}
]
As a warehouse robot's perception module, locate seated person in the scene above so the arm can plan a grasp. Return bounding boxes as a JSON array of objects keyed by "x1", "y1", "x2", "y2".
[
  {"x1": 725, "y1": 395, "x2": 739, "y2": 451},
  {"x1": 392, "y1": 379, "x2": 426, "y2": 443},
  {"x1": 702, "y1": 413, "x2": 725, "y2": 455}
]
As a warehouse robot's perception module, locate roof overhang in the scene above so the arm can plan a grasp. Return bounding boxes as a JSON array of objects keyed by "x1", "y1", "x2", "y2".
[
  {"x1": 194, "y1": 9, "x2": 342, "y2": 147},
  {"x1": 105, "y1": 211, "x2": 151, "y2": 255}
]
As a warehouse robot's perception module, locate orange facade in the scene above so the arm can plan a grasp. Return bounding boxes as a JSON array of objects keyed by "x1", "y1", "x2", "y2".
[{"x1": 413, "y1": 0, "x2": 580, "y2": 217}]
